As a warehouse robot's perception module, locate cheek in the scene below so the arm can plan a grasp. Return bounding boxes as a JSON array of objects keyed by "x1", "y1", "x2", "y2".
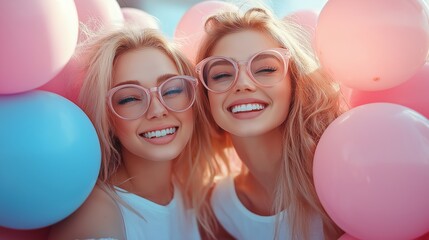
[
  {"x1": 279, "y1": 85, "x2": 293, "y2": 118},
  {"x1": 208, "y1": 93, "x2": 223, "y2": 119},
  {"x1": 177, "y1": 109, "x2": 194, "y2": 129},
  {"x1": 112, "y1": 118, "x2": 135, "y2": 140}
]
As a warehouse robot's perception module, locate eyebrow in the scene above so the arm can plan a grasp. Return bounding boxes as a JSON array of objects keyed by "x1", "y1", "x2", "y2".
[
  {"x1": 113, "y1": 73, "x2": 179, "y2": 87},
  {"x1": 207, "y1": 60, "x2": 232, "y2": 69}
]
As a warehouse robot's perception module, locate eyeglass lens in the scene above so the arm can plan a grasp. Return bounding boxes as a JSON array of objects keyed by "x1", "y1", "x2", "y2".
[
  {"x1": 202, "y1": 51, "x2": 285, "y2": 92},
  {"x1": 110, "y1": 77, "x2": 195, "y2": 119}
]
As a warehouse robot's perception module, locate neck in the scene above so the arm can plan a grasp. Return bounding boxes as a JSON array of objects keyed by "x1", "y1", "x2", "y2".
[
  {"x1": 113, "y1": 151, "x2": 174, "y2": 205},
  {"x1": 231, "y1": 127, "x2": 283, "y2": 214}
]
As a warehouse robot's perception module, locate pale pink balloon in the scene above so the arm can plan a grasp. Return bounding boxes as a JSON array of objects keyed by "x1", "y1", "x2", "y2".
[
  {"x1": 74, "y1": 0, "x2": 124, "y2": 42},
  {"x1": 315, "y1": 0, "x2": 429, "y2": 91},
  {"x1": 416, "y1": 232, "x2": 429, "y2": 240},
  {"x1": 350, "y1": 63, "x2": 429, "y2": 119},
  {"x1": 314, "y1": 103, "x2": 429, "y2": 240},
  {"x1": 338, "y1": 231, "x2": 429, "y2": 240},
  {"x1": 38, "y1": 55, "x2": 85, "y2": 104},
  {"x1": 284, "y1": 9, "x2": 318, "y2": 39},
  {"x1": 174, "y1": 1, "x2": 238, "y2": 63},
  {"x1": 0, "y1": 0, "x2": 79, "y2": 94},
  {"x1": 339, "y1": 231, "x2": 429, "y2": 240},
  {"x1": 338, "y1": 233, "x2": 360, "y2": 240},
  {"x1": 122, "y1": 7, "x2": 159, "y2": 29}
]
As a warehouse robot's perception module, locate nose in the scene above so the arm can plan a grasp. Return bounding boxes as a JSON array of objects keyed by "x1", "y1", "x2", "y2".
[
  {"x1": 145, "y1": 94, "x2": 168, "y2": 119},
  {"x1": 233, "y1": 65, "x2": 256, "y2": 93}
]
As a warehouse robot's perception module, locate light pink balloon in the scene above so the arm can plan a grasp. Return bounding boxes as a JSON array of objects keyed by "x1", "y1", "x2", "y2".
[
  {"x1": 121, "y1": 7, "x2": 159, "y2": 29},
  {"x1": 350, "y1": 63, "x2": 429, "y2": 119},
  {"x1": 74, "y1": 0, "x2": 124, "y2": 42},
  {"x1": 0, "y1": 0, "x2": 79, "y2": 94},
  {"x1": 38, "y1": 55, "x2": 85, "y2": 104},
  {"x1": 314, "y1": 103, "x2": 429, "y2": 240},
  {"x1": 416, "y1": 232, "x2": 429, "y2": 240},
  {"x1": 174, "y1": 1, "x2": 238, "y2": 63},
  {"x1": 338, "y1": 233, "x2": 360, "y2": 240},
  {"x1": 315, "y1": 0, "x2": 429, "y2": 91},
  {"x1": 284, "y1": 10, "x2": 318, "y2": 40},
  {"x1": 339, "y1": 231, "x2": 429, "y2": 240}
]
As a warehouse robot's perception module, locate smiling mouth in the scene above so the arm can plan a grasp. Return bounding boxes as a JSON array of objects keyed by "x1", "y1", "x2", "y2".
[
  {"x1": 229, "y1": 103, "x2": 266, "y2": 113},
  {"x1": 140, "y1": 127, "x2": 177, "y2": 139}
]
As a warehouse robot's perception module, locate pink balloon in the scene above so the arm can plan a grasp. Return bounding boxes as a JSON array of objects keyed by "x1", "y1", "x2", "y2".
[
  {"x1": 314, "y1": 103, "x2": 429, "y2": 240},
  {"x1": 284, "y1": 10, "x2": 318, "y2": 40},
  {"x1": 74, "y1": 0, "x2": 124, "y2": 42},
  {"x1": 0, "y1": 226, "x2": 49, "y2": 240},
  {"x1": 315, "y1": 0, "x2": 429, "y2": 91},
  {"x1": 0, "y1": 0, "x2": 79, "y2": 94},
  {"x1": 338, "y1": 233, "x2": 360, "y2": 240},
  {"x1": 174, "y1": 1, "x2": 238, "y2": 63},
  {"x1": 350, "y1": 63, "x2": 429, "y2": 119},
  {"x1": 121, "y1": 7, "x2": 159, "y2": 29},
  {"x1": 417, "y1": 232, "x2": 429, "y2": 240},
  {"x1": 38, "y1": 55, "x2": 85, "y2": 104},
  {"x1": 339, "y1": 231, "x2": 429, "y2": 240}
]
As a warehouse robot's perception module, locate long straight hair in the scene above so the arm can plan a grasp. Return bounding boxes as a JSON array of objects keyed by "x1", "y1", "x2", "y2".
[
  {"x1": 78, "y1": 25, "x2": 229, "y2": 237},
  {"x1": 195, "y1": 7, "x2": 345, "y2": 240}
]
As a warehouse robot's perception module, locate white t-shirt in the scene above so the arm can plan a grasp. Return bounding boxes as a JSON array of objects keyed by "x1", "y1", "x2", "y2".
[
  {"x1": 211, "y1": 176, "x2": 324, "y2": 240},
  {"x1": 115, "y1": 185, "x2": 201, "y2": 240}
]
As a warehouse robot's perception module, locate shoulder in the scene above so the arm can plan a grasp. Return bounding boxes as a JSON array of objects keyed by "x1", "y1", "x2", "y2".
[
  {"x1": 211, "y1": 176, "x2": 234, "y2": 198},
  {"x1": 198, "y1": 179, "x2": 236, "y2": 240},
  {"x1": 48, "y1": 185, "x2": 126, "y2": 240}
]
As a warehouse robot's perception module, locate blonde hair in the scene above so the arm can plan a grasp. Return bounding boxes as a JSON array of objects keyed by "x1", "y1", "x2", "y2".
[
  {"x1": 78, "y1": 25, "x2": 227, "y2": 237},
  {"x1": 196, "y1": 7, "x2": 345, "y2": 240}
]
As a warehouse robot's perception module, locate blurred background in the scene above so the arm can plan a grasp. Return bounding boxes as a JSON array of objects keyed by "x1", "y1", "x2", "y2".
[{"x1": 117, "y1": 0, "x2": 328, "y2": 37}]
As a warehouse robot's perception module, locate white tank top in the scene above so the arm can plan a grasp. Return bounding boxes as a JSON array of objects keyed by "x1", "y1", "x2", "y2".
[
  {"x1": 211, "y1": 176, "x2": 324, "y2": 240},
  {"x1": 115, "y1": 185, "x2": 201, "y2": 240}
]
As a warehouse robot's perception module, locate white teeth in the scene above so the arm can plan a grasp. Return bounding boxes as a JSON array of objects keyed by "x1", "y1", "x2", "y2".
[
  {"x1": 231, "y1": 103, "x2": 265, "y2": 113},
  {"x1": 143, "y1": 127, "x2": 176, "y2": 139}
]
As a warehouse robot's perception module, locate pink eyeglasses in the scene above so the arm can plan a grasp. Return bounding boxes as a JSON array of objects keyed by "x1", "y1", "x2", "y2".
[
  {"x1": 107, "y1": 75, "x2": 198, "y2": 120},
  {"x1": 196, "y1": 48, "x2": 291, "y2": 93}
]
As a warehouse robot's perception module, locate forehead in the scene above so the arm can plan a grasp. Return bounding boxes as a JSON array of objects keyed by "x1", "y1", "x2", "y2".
[
  {"x1": 113, "y1": 47, "x2": 179, "y2": 86},
  {"x1": 211, "y1": 30, "x2": 281, "y2": 60}
]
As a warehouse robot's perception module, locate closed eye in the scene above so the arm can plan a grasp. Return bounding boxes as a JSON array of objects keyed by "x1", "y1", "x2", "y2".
[
  {"x1": 118, "y1": 96, "x2": 140, "y2": 105},
  {"x1": 163, "y1": 87, "x2": 183, "y2": 97},
  {"x1": 212, "y1": 73, "x2": 233, "y2": 81},
  {"x1": 255, "y1": 67, "x2": 277, "y2": 74}
]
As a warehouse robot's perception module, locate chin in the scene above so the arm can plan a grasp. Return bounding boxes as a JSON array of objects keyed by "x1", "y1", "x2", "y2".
[
  {"x1": 148, "y1": 149, "x2": 182, "y2": 162},
  {"x1": 221, "y1": 121, "x2": 284, "y2": 138}
]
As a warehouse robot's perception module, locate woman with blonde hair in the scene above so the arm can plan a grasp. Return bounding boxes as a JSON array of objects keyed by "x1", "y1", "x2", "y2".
[
  {"x1": 48, "y1": 25, "x2": 226, "y2": 240},
  {"x1": 195, "y1": 6, "x2": 345, "y2": 240}
]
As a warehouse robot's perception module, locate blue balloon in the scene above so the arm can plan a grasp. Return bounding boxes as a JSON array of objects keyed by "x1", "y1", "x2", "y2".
[{"x1": 0, "y1": 90, "x2": 101, "y2": 229}]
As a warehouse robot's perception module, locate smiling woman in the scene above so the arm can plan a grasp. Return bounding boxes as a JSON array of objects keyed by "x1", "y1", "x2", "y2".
[
  {"x1": 195, "y1": 5, "x2": 346, "y2": 240},
  {"x1": 47, "y1": 25, "x2": 227, "y2": 240}
]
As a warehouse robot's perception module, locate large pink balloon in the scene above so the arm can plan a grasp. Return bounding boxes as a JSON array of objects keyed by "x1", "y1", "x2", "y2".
[
  {"x1": 339, "y1": 231, "x2": 429, "y2": 240},
  {"x1": 350, "y1": 63, "x2": 429, "y2": 119},
  {"x1": 338, "y1": 233, "x2": 359, "y2": 240},
  {"x1": 315, "y1": 0, "x2": 429, "y2": 91},
  {"x1": 38, "y1": 56, "x2": 85, "y2": 104},
  {"x1": 74, "y1": 0, "x2": 124, "y2": 42},
  {"x1": 0, "y1": 0, "x2": 78, "y2": 94},
  {"x1": 284, "y1": 9, "x2": 318, "y2": 40},
  {"x1": 174, "y1": 1, "x2": 238, "y2": 63},
  {"x1": 122, "y1": 7, "x2": 159, "y2": 29},
  {"x1": 314, "y1": 103, "x2": 429, "y2": 240}
]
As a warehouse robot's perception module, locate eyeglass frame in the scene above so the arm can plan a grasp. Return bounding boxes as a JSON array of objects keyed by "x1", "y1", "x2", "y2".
[
  {"x1": 195, "y1": 48, "x2": 291, "y2": 94},
  {"x1": 106, "y1": 75, "x2": 198, "y2": 120}
]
